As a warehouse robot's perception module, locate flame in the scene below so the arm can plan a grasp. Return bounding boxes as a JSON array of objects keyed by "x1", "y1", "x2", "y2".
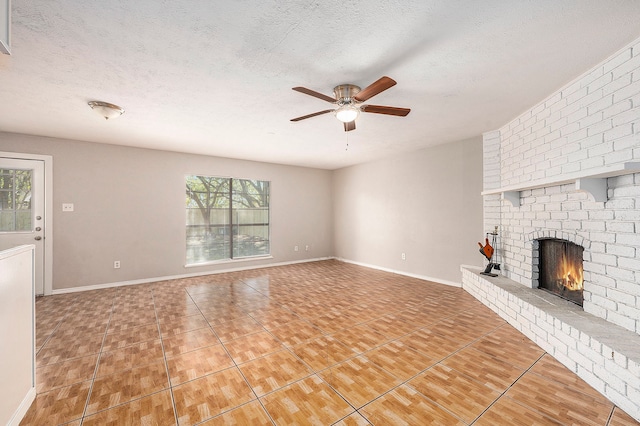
[{"x1": 559, "y1": 249, "x2": 583, "y2": 291}]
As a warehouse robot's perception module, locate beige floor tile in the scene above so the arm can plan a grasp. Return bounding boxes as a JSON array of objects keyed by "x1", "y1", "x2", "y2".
[
  {"x1": 319, "y1": 356, "x2": 401, "y2": 408},
  {"x1": 82, "y1": 390, "x2": 176, "y2": 426},
  {"x1": 474, "y1": 396, "x2": 563, "y2": 426},
  {"x1": 363, "y1": 314, "x2": 419, "y2": 339},
  {"x1": 506, "y1": 370, "x2": 614, "y2": 426},
  {"x1": 159, "y1": 313, "x2": 209, "y2": 337},
  {"x1": 155, "y1": 306, "x2": 201, "y2": 321},
  {"x1": 360, "y1": 384, "x2": 465, "y2": 425},
  {"x1": 199, "y1": 400, "x2": 273, "y2": 425},
  {"x1": 333, "y1": 412, "x2": 372, "y2": 425},
  {"x1": 211, "y1": 316, "x2": 266, "y2": 342},
  {"x1": 249, "y1": 308, "x2": 300, "y2": 330},
  {"x1": 392, "y1": 309, "x2": 439, "y2": 329},
  {"x1": 86, "y1": 360, "x2": 169, "y2": 415},
  {"x1": 409, "y1": 364, "x2": 501, "y2": 423},
  {"x1": 19, "y1": 380, "x2": 91, "y2": 425},
  {"x1": 285, "y1": 301, "x2": 326, "y2": 318},
  {"x1": 55, "y1": 317, "x2": 109, "y2": 336},
  {"x1": 290, "y1": 336, "x2": 357, "y2": 371},
  {"x1": 441, "y1": 346, "x2": 525, "y2": 392},
  {"x1": 243, "y1": 306, "x2": 289, "y2": 317},
  {"x1": 433, "y1": 316, "x2": 492, "y2": 342},
  {"x1": 368, "y1": 340, "x2": 435, "y2": 380},
  {"x1": 330, "y1": 325, "x2": 389, "y2": 354},
  {"x1": 201, "y1": 306, "x2": 252, "y2": 325},
  {"x1": 398, "y1": 327, "x2": 469, "y2": 361},
  {"x1": 107, "y1": 314, "x2": 157, "y2": 333},
  {"x1": 36, "y1": 332, "x2": 104, "y2": 366},
  {"x1": 167, "y1": 344, "x2": 235, "y2": 386},
  {"x1": 173, "y1": 367, "x2": 255, "y2": 425},
  {"x1": 310, "y1": 311, "x2": 360, "y2": 333},
  {"x1": 163, "y1": 327, "x2": 221, "y2": 358},
  {"x1": 239, "y1": 349, "x2": 312, "y2": 396},
  {"x1": 223, "y1": 331, "x2": 285, "y2": 364},
  {"x1": 470, "y1": 324, "x2": 544, "y2": 370},
  {"x1": 96, "y1": 339, "x2": 164, "y2": 377},
  {"x1": 530, "y1": 354, "x2": 607, "y2": 400},
  {"x1": 35, "y1": 354, "x2": 98, "y2": 393},
  {"x1": 269, "y1": 319, "x2": 325, "y2": 347},
  {"x1": 436, "y1": 313, "x2": 503, "y2": 340},
  {"x1": 236, "y1": 298, "x2": 279, "y2": 312},
  {"x1": 101, "y1": 323, "x2": 160, "y2": 352},
  {"x1": 155, "y1": 304, "x2": 202, "y2": 321},
  {"x1": 260, "y1": 375, "x2": 354, "y2": 425},
  {"x1": 609, "y1": 407, "x2": 640, "y2": 426}
]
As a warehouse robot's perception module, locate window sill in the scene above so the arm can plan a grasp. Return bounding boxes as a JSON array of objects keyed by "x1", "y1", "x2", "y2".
[{"x1": 184, "y1": 255, "x2": 273, "y2": 268}]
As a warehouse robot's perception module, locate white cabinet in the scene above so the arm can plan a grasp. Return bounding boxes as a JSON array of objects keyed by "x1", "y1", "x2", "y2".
[{"x1": 0, "y1": 245, "x2": 35, "y2": 425}]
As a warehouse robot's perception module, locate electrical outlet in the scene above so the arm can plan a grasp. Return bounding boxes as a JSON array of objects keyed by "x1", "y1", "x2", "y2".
[
  {"x1": 305, "y1": 245, "x2": 309, "y2": 251},
  {"x1": 114, "y1": 260, "x2": 121, "y2": 269},
  {"x1": 62, "y1": 203, "x2": 74, "y2": 212},
  {"x1": 294, "y1": 245, "x2": 299, "y2": 252},
  {"x1": 401, "y1": 252, "x2": 406, "y2": 260}
]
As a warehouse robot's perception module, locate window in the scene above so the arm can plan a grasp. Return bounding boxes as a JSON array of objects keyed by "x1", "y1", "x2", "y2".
[
  {"x1": 0, "y1": 168, "x2": 32, "y2": 232},
  {"x1": 185, "y1": 175, "x2": 270, "y2": 264}
]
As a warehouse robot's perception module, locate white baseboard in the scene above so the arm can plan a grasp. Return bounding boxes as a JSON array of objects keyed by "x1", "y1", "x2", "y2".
[
  {"x1": 52, "y1": 257, "x2": 334, "y2": 294},
  {"x1": 8, "y1": 387, "x2": 35, "y2": 426},
  {"x1": 52, "y1": 257, "x2": 463, "y2": 295},
  {"x1": 337, "y1": 258, "x2": 462, "y2": 288}
]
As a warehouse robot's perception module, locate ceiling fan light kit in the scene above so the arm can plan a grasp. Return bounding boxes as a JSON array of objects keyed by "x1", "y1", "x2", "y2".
[
  {"x1": 88, "y1": 101, "x2": 125, "y2": 120},
  {"x1": 333, "y1": 84, "x2": 360, "y2": 123},
  {"x1": 335, "y1": 105, "x2": 359, "y2": 123},
  {"x1": 291, "y1": 76, "x2": 410, "y2": 132}
]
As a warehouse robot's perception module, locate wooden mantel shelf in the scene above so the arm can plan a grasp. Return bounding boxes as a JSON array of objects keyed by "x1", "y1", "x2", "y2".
[{"x1": 481, "y1": 162, "x2": 640, "y2": 207}]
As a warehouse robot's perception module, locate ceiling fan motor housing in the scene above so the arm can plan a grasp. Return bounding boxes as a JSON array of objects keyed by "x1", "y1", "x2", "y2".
[{"x1": 333, "y1": 84, "x2": 361, "y2": 104}]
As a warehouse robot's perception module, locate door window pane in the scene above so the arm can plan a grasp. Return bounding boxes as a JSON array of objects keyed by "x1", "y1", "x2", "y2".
[{"x1": 0, "y1": 169, "x2": 32, "y2": 232}]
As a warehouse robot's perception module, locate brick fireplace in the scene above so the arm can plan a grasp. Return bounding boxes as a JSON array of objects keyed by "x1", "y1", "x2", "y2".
[{"x1": 462, "y1": 37, "x2": 640, "y2": 421}]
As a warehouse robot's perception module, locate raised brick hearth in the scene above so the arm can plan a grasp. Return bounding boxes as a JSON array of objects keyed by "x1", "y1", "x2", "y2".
[
  {"x1": 461, "y1": 267, "x2": 640, "y2": 420},
  {"x1": 462, "y1": 37, "x2": 640, "y2": 421}
]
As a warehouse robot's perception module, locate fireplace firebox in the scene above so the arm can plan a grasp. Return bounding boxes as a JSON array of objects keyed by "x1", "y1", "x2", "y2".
[{"x1": 537, "y1": 239, "x2": 584, "y2": 306}]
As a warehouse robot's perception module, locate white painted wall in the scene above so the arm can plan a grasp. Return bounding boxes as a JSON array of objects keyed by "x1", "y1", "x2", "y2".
[
  {"x1": 332, "y1": 137, "x2": 484, "y2": 285},
  {"x1": 0, "y1": 133, "x2": 333, "y2": 291},
  {"x1": 0, "y1": 245, "x2": 35, "y2": 426},
  {"x1": 0, "y1": 131, "x2": 483, "y2": 291}
]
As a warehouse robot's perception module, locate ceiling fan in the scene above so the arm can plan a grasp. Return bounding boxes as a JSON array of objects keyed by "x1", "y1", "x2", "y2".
[{"x1": 290, "y1": 76, "x2": 411, "y2": 132}]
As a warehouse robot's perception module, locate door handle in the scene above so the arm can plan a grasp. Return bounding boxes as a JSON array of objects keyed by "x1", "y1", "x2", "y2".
[{"x1": 34, "y1": 236, "x2": 42, "y2": 241}]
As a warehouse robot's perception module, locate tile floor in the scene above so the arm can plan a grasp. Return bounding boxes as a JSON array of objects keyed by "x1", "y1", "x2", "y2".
[{"x1": 21, "y1": 260, "x2": 640, "y2": 425}]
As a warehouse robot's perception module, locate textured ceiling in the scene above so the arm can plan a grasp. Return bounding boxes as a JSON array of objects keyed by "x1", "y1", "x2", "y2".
[{"x1": 1, "y1": 1, "x2": 640, "y2": 170}]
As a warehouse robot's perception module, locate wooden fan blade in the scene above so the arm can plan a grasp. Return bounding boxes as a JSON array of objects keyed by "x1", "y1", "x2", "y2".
[
  {"x1": 344, "y1": 121, "x2": 356, "y2": 132},
  {"x1": 290, "y1": 109, "x2": 334, "y2": 122},
  {"x1": 361, "y1": 104, "x2": 411, "y2": 116},
  {"x1": 353, "y1": 76, "x2": 397, "y2": 102},
  {"x1": 292, "y1": 87, "x2": 336, "y2": 103}
]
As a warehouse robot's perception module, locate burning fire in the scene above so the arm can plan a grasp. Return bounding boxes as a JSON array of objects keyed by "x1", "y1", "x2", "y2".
[{"x1": 559, "y1": 250, "x2": 583, "y2": 291}]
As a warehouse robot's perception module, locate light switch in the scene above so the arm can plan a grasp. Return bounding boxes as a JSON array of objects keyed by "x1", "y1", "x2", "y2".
[{"x1": 62, "y1": 203, "x2": 74, "y2": 212}]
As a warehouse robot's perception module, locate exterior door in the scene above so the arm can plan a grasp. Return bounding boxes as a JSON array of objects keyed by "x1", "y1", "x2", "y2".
[{"x1": 0, "y1": 158, "x2": 45, "y2": 295}]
